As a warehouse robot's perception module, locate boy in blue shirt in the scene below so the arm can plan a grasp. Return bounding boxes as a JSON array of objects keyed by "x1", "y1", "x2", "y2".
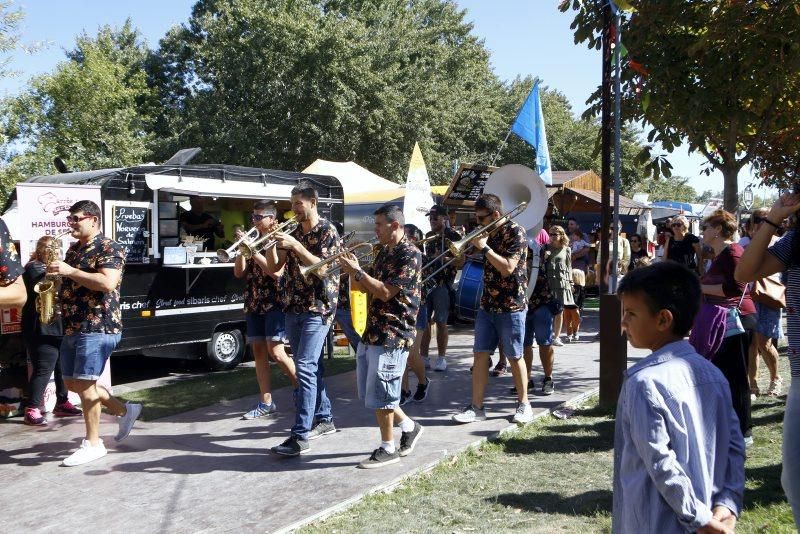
[{"x1": 613, "y1": 262, "x2": 745, "y2": 533}]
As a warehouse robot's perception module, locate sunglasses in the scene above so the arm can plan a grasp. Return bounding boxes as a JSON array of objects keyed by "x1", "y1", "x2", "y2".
[
  {"x1": 670, "y1": 222, "x2": 683, "y2": 227},
  {"x1": 549, "y1": 232, "x2": 562, "y2": 237},
  {"x1": 251, "y1": 213, "x2": 274, "y2": 222},
  {"x1": 66, "y1": 215, "x2": 93, "y2": 224},
  {"x1": 630, "y1": 239, "x2": 640, "y2": 243}
]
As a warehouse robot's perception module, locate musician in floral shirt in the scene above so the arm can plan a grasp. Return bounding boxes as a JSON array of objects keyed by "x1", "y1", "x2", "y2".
[
  {"x1": 47, "y1": 200, "x2": 141, "y2": 467},
  {"x1": 338, "y1": 204, "x2": 424, "y2": 468},
  {"x1": 235, "y1": 200, "x2": 296, "y2": 421},
  {"x1": 452, "y1": 193, "x2": 533, "y2": 426},
  {"x1": 0, "y1": 218, "x2": 25, "y2": 308},
  {"x1": 524, "y1": 245, "x2": 562, "y2": 397},
  {"x1": 267, "y1": 181, "x2": 341, "y2": 457}
]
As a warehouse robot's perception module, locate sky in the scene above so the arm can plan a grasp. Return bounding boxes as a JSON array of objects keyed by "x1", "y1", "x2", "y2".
[{"x1": 0, "y1": 0, "x2": 773, "y2": 201}]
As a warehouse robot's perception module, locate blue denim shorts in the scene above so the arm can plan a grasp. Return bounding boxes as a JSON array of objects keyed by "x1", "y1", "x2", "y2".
[
  {"x1": 755, "y1": 302, "x2": 783, "y2": 340},
  {"x1": 525, "y1": 305, "x2": 554, "y2": 347},
  {"x1": 246, "y1": 309, "x2": 286, "y2": 343},
  {"x1": 426, "y1": 284, "x2": 449, "y2": 324},
  {"x1": 61, "y1": 332, "x2": 121, "y2": 381},
  {"x1": 415, "y1": 303, "x2": 428, "y2": 330},
  {"x1": 473, "y1": 308, "x2": 526, "y2": 359},
  {"x1": 356, "y1": 344, "x2": 409, "y2": 410}
]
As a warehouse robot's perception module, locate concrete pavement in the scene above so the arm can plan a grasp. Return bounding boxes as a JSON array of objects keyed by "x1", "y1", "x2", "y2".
[{"x1": 0, "y1": 309, "x2": 647, "y2": 533}]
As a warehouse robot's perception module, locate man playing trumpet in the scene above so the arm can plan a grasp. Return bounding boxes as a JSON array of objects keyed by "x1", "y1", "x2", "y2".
[
  {"x1": 234, "y1": 200, "x2": 297, "y2": 420},
  {"x1": 452, "y1": 193, "x2": 533, "y2": 425},
  {"x1": 337, "y1": 205, "x2": 424, "y2": 468},
  {"x1": 266, "y1": 181, "x2": 341, "y2": 457}
]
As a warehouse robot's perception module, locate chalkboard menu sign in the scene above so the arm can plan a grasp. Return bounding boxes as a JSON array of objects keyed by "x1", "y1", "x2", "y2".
[
  {"x1": 443, "y1": 163, "x2": 498, "y2": 206},
  {"x1": 112, "y1": 204, "x2": 150, "y2": 263}
]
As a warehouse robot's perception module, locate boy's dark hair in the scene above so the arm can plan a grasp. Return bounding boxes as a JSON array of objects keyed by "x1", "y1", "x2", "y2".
[
  {"x1": 253, "y1": 199, "x2": 277, "y2": 211},
  {"x1": 291, "y1": 180, "x2": 318, "y2": 201},
  {"x1": 374, "y1": 204, "x2": 404, "y2": 225},
  {"x1": 617, "y1": 262, "x2": 700, "y2": 337},
  {"x1": 69, "y1": 200, "x2": 102, "y2": 222},
  {"x1": 404, "y1": 223, "x2": 423, "y2": 241},
  {"x1": 475, "y1": 193, "x2": 502, "y2": 214}
]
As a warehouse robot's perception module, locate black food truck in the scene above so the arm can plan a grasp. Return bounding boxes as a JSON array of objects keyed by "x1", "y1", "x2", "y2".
[{"x1": 2, "y1": 155, "x2": 344, "y2": 370}]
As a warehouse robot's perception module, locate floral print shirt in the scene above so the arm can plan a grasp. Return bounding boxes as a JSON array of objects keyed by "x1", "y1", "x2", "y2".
[
  {"x1": 337, "y1": 276, "x2": 350, "y2": 310},
  {"x1": 364, "y1": 237, "x2": 422, "y2": 349},
  {"x1": 422, "y1": 227, "x2": 462, "y2": 287},
  {"x1": 283, "y1": 218, "x2": 340, "y2": 324},
  {"x1": 60, "y1": 233, "x2": 125, "y2": 336},
  {"x1": 529, "y1": 248, "x2": 556, "y2": 311},
  {"x1": 481, "y1": 221, "x2": 528, "y2": 313},
  {"x1": 244, "y1": 257, "x2": 283, "y2": 314},
  {"x1": 0, "y1": 219, "x2": 23, "y2": 286}
]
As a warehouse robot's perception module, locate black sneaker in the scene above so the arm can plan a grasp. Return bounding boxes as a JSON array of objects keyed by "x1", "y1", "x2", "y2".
[
  {"x1": 271, "y1": 436, "x2": 309, "y2": 457},
  {"x1": 358, "y1": 447, "x2": 400, "y2": 469},
  {"x1": 412, "y1": 380, "x2": 430, "y2": 402},
  {"x1": 542, "y1": 378, "x2": 554, "y2": 396},
  {"x1": 307, "y1": 420, "x2": 336, "y2": 440},
  {"x1": 399, "y1": 389, "x2": 412, "y2": 406},
  {"x1": 510, "y1": 378, "x2": 536, "y2": 395},
  {"x1": 399, "y1": 422, "x2": 424, "y2": 457}
]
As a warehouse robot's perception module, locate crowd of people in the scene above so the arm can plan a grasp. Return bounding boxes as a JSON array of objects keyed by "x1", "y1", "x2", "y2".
[{"x1": 3, "y1": 184, "x2": 800, "y2": 531}]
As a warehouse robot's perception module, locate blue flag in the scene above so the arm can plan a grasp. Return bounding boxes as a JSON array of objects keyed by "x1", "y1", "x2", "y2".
[{"x1": 510, "y1": 80, "x2": 552, "y2": 185}]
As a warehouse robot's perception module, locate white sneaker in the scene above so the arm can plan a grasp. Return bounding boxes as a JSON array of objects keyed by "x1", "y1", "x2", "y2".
[
  {"x1": 512, "y1": 402, "x2": 534, "y2": 425},
  {"x1": 572, "y1": 333, "x2": 580, "y2": 342},
  {"x1": 552, "y1": 337, "x2": 564, "y2": 347},
  {"x1": 434, "y1": 357, "x2": 447, "y2": 372},
  {"x1": 423, "y1": 356, "x2": 431, "y2": 370},
  {"x1": 452, "y1": 404, "x2": 486, "y2": 424},
  {"x1": 115, "y1": 402, "x2": 142, "y2": 442},
  {"x1": 62, "y1": 439, "x2": 107, "y2": 467}
]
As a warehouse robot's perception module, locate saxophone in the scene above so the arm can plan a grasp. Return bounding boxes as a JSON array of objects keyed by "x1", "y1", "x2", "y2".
[{"x1": 34, "y1": 232, "x2": 70, "y2": 325}]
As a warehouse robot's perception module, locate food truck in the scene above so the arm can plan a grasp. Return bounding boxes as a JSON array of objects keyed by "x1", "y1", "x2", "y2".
[{"x1": 1, "y1": 155, "x2": 344, "y2": 370}]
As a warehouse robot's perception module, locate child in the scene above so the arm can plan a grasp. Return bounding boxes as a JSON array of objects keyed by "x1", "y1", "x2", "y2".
[
  {"x1": 613, "y1": 262, "x2": 745, "y2": 533},
  {"x1": 563, "y1": 268, "x2": 585, "y2": 342}
]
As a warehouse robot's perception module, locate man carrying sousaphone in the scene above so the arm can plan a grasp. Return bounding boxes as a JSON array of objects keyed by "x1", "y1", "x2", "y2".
[
  {"x1": 234, "y1": 200, "x2": 297, "y2": 420},
  {"x1": 337, "y1": 204, "x2": 424, "y2": 468},
  {"x1": 266, "y1": 181, "x2": 341, "y2": 457},
  {"x1": 452, "y1": 193, "x2": 533, "y2": 425},
  {"x1": 420, "y1": 204, "x2": 461, "y2": 372}
]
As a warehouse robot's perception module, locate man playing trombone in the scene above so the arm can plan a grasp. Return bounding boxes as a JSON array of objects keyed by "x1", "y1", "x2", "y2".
[
  {"x1": 234, "y1": 200, "x2": 297, "y2": 420},
  {"x1": 420, "y1": 204, "x2": 461, "y2": 372},
  {"x1": 266, "y1": 181, "x2": 341, "y2": 457},
  {"x1": 452, "y1": 194, "x2": 533, "y2": 425},
  {"x1": 337, "y1": 205, "x2": 424, "y2": 468}
]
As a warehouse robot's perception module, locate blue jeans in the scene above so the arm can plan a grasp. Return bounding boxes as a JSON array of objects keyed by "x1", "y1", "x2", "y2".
[
  {"x1": 335, "y1": 307, "x2": 361, "y2": 351},
  {"x1": 285, "y1": 312, "x2": 333, "y2": 440},
  {"x1": 60, "y1": 332, "x2": 121, "y2": 380},
  {"x1": 473, "y1": 308, "x2": 526, "y2": 359},
  {"x1": 783, "y1": 377, "x2": 800, "y2": 529}
]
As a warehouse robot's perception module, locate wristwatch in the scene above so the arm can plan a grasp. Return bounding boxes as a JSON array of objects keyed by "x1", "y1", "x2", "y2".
[
  {"x1": 354, "y1": 269, "x2": 365, "y2": 282},
  {"x1": 481, "y1": 245, "x2": 491, "y2": 255}
]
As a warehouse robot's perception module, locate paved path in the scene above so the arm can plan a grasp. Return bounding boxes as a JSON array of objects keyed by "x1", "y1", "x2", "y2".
[{"x1": 0, "y1": 310, "x2": 647, "y2": 533}]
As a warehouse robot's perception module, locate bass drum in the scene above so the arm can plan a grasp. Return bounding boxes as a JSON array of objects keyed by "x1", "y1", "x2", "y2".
[{"x1": 455, "y1": 259, "x2": 484, "y2": 321}]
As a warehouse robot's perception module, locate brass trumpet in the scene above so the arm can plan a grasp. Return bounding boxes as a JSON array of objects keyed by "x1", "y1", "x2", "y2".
[
  {"x1": 299, "y1": 239, "x2": 378, "y2": 279},
  {"x1": 239, "y1": 217, "x2": 299, "y2": 259},
  {"x1": 34, "y1": 231, "x2": 71, "y2": 325},
  {"x1": 216, "y1": 227, "x2": 260, "y2": 262}
]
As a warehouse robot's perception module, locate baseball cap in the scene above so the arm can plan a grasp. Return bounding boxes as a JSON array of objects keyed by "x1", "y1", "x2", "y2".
[{"x1": 425, "y1": 204, "x2": 449, "y2": 217}]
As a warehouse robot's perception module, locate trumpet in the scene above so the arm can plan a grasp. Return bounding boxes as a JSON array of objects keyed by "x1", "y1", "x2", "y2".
[
  {"x1": 238, "y1": 217, "x2": 300, "y2": 259},
  {"x1": 299, "y1": 239, "x2": 378, "y2": 279},
  {"x1": 216, "y1": 227, "x2": 260, "y2": 262},
  {"x1": 421, "y1": 202, "x2": 527, "y2": 285}
]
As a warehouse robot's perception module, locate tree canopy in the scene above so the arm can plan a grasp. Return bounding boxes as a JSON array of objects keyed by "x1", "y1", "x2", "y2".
[{"x1": 559, "y1": 0, "x2": 800, "y2": 210}]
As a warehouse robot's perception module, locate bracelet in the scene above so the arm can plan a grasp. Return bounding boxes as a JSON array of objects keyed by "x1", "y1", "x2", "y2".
[
  {"x1": 481, "y1": 245, "x2": 491, "y2": 255},
  {"x1": 762, "y1": 218, "x2": 781, "y2": 230},
  {"x1": 354, "y1": 269, "x2": 365, "y2": 282}
]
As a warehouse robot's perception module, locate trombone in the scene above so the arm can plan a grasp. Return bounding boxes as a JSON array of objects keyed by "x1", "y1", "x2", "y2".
[
  {"x1": 421, "y1": 202, "x2": 527, "y2": 285},
  {"x1": 216, "y1": 227, "x2": 260, "y2": 262},
  {"x1": 299, "y1": 239, "x2": 378, "y2": 279}
]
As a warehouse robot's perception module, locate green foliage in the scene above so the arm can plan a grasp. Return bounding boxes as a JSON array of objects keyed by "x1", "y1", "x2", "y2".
[
  {"x1": 0, "y1": 1, "x2": 22, "y2": 80},
  {"x1": 0, "y1": 21, "x2": 157, "y2": 204},
  {"x1": 630, "y1": 175, "x2": 697, "y2": 204},
  {"x1": 559, "y1": 0, "x2": 800, "y2": 210}
]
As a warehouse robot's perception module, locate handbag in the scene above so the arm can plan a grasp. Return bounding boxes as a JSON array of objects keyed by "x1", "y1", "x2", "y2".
[
  {"x1": 723, "y1": 286, "x2": 748, "y2": 339},
  {"x1": 752, "y1": 276, "x2": 786, "y2": 310}
]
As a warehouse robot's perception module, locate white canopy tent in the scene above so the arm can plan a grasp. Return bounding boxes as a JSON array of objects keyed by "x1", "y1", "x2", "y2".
[{"x1": 302, "y1": 160, "x2": 401, "y2": 199}]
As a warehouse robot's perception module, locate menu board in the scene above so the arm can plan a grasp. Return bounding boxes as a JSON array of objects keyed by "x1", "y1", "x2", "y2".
[
  {"x1": 443, "y1": 163, "x2": 498, "y2": 206},
  {"x1": 112, "y1": 204, "x2": 150, "y2": 263}
]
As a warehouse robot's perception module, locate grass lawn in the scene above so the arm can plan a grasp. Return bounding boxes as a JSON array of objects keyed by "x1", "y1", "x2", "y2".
[
  {"x1": 300, "y1": 358, "x2": 792, "y2": 533},
  {"x1": 118, "y1": 352, "x2": 356, "y2": 421}
]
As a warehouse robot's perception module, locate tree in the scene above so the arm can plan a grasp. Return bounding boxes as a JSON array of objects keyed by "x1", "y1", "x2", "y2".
[
  {"x1": 0, "y1": 21, "x2": 157, "y2": 203},
  {"x1": 0, "y1": 1, "x2": 23, "y2": 80},
  {"x1": 559, "y1": 0, "x2": 800, "y2": 211},
  {"x1": 630, "y1": 175, "x2": 696, "y2": 204},
  {"x1": 151, "y1": 0, "x2": 513, "y2": 184}
]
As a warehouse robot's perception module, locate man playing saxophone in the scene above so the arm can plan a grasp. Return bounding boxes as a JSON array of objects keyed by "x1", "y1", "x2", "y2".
[{"x1": 47, "y1": 200, "x2": 142, "y2": 466}]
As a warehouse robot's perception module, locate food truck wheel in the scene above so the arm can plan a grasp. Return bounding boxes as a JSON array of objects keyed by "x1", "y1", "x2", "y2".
[{"x1": 206, "y1": 329, "x2": 245, "y2": 370}]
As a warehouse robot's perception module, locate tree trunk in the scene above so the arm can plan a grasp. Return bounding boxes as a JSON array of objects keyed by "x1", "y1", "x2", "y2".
[{"x1": 722, "y1": 166, "x2": 740, "y2": 212}]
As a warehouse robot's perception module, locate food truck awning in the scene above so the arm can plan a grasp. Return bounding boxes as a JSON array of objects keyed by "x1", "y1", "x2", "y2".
[{"x1": 145, "y1": 173, "x2": 296, "y2": 200}]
